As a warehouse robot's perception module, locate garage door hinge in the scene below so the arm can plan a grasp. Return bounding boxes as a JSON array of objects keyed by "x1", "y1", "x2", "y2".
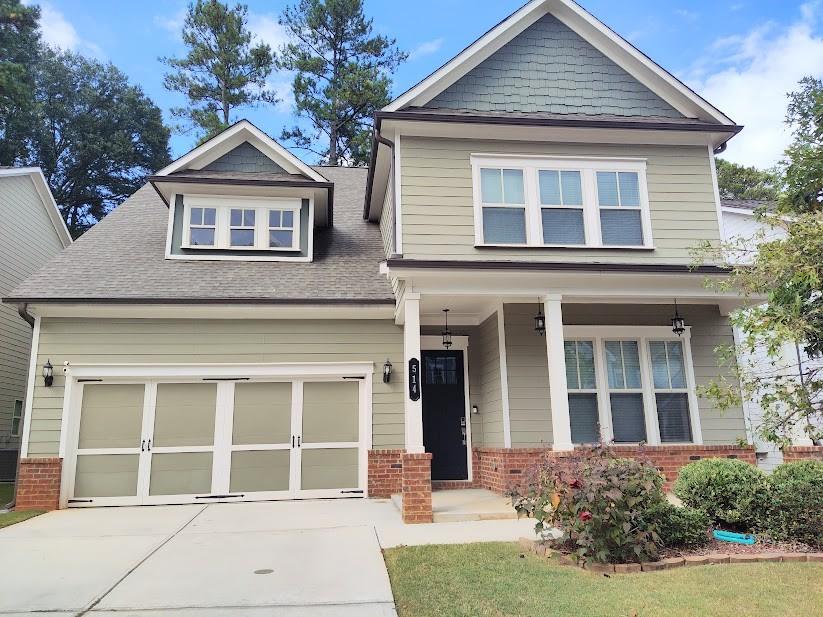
[
  {"x1": 77, "y1": 379, "x2": 103, "y2": 383},
  {"x1": 340, "y1": 490, "x2": 364, "y2": 494},
  {"x1": 342, "y1": 376, "x2": 365, "y2": 380},
  {"x1": 68, "y1": 499, "x2": 94, "y2": 503},
  {"x1": 196, "y1": 494, "x2": 245, "y2": 499}
]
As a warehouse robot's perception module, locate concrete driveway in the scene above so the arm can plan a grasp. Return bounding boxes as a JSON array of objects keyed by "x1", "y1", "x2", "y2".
[{"x1": 0, "y1": 498, "x2": 532, "y2": 616}]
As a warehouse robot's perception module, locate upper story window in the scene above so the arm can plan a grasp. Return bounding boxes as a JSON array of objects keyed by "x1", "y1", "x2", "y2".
[
  {"x1": 471, "y1": 155, "x2": 653, "y2": 249},
  {"x1": 182, "y1": 196, "x2": 301, "y2": 252}
]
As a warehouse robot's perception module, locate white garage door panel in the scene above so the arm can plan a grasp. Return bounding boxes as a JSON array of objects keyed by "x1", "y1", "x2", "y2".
[{"x1": 66, "y1": 371, "x2": 369, "y2": 507}]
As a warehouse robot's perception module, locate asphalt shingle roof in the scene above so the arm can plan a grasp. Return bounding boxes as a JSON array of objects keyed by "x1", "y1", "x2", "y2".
[
  {"x1": 6, "y1": 166, "x2": 394, "y2": 304},
  {"x1": 721, "y1": 199, "x2": 775, "y2": 211}
]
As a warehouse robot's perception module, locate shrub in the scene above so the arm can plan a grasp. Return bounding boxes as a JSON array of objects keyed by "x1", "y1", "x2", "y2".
[
  {"x1": 510, "y1": 444, "x2": 665, "y2": 564},
  {"x1": 673, "y1": 458, "x2": 767, "y2": 530},
  {"x1": 763, "y1": 460, "x2": 823, "y2": 547},
  {"x1": 645, "y1": 501, "x2": 710, "y2": 548}
]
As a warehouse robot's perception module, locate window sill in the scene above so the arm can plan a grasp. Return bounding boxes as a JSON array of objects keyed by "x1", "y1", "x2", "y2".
[
  {"x1": 474, "y1": 243, "x2": 656, "y2": 250},
  {"x1": 182, "y1": 244, "x2": 301, "y2": 253}
]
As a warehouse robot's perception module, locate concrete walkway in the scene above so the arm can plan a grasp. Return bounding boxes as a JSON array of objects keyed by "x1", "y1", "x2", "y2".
[{"x1": 0, "y1": 498, "x2": 533, "y2": 616}]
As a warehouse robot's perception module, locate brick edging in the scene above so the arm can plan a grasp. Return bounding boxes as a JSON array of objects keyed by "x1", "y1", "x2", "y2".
[{"x1": 519, "y1": 538, "x2": 823, "y2": 572}]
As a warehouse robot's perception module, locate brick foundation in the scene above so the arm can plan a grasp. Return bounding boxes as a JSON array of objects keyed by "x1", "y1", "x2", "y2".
[
  {"x1": 367, "y1": 449, "x2": 404, "y2": 498},
  {"x1": 474, "y1": 445, "x2": 756, "y2": 494},
  {"x1": 15, "y1": 457, "x2": 62, "y2": 511},
  {"x1": 401, "y1": 452, "x2": 433, "y2": 524},
  {"x1": 782, "y1": 445, "x2": 823, "y2": 463}
]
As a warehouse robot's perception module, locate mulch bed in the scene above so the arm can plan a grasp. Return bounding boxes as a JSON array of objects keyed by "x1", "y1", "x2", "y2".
[{"x1": 660, "y1": 535, "x2": 817, "y2": 559}]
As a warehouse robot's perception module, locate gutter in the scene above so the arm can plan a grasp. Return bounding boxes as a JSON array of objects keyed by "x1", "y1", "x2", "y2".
[
  {"x1": 383, "y1": 259, "x2": 734, "y2": 275},
  {"x1": 363, "y1": 120, "x2": 393, "y2": 219},
  {"x1": 8, "y1": 304, "x2": 35, "y2": 510},
  {"x1": 4, "y1": 297, "x2": 397, "y2": 306}
]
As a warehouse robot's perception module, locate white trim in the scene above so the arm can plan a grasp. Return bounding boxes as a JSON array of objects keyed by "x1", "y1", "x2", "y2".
[
  {"x1": 562, "y1": 325, "x2": 701, "y2": 446},
  {"x1": 0, "y1": 167, "x2": 72, "y2": 248},
  {"x1": 709, "y1": 145, "x2": 726, "y2": 243},
  {"x1": 403, "y1": 295, "x2": 424, "y2": 452},
  {"x1": 19, "y1": 317, "x2": 41, "y2": 458},
  {"x1": 544, "y1": 296, "x2": 573, "y2": 451},
  {"x1": 63, "y1": 362, "x2": 374, "y2": 380},
  {"x1": 384, "y1": 0, "x2": 734, "y2": 125},
  {"x1": 470, "y1": 154, "x2": 653, "y2": 250},
  {"x1": 393, "y1": 129, "x2": 403, "y2": 255},
  {"x1": 420, "y1": 336, "x2": 474, "y2": 482},
  {"x1": 496, "y1": 303, "x2": 513, "y2": 448},
  {"x1": 155, "y1": 121, "x2": 328, "y2": 182}
]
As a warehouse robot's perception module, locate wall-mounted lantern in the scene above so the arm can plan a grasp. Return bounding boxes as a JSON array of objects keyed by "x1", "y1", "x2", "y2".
[
  {"x1": 43, "y1": 359, "x2": 54, "y2": 387},
  {"x1": 471, "y1": 404, "x2": 479, "y2": 415},
  {"x1": 383, "y1": 359, "x2": 393, "y2": 383},
  {"x1": 534, "y1": 300, "x2": 546, "y2": 336},
  {"x1": 441, "y1": 308, "x2": 452, "y2": 349},
  {"x1": 671, "y1": 300, "x2": 686, "y2": 336}
]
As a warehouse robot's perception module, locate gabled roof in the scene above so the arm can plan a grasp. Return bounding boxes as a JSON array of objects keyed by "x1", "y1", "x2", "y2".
[
  {"x1": 156, "y1": 120, "x2": 329, "y2": 183},
  {"x1": 0, "y1": 167, "x2": 72, "y2": 247},
  {"x1": 384, "y1": 0, "x2": 735, "y2": 126}
]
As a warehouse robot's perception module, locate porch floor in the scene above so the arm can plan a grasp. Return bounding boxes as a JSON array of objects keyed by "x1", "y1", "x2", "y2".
[{"x1": 391, "y1": 489, "x2": 518, "y2": 523}]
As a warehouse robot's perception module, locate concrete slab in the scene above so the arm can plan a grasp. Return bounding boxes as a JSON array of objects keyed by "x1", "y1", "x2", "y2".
[
  {"x1": 92, "y1": 605, "x2": 397, "y2": 616},
  {"x1": 98, "y1": 525, "x2": 394, "y2": 614}
]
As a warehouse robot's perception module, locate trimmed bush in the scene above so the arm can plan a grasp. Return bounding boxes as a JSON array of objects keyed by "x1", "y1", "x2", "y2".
[
  {"x1": 645, "y1": 501, "x2": 711, "y2": 548},
  {"x1": 764, "y1": 460, "x2": 823, "y2": 547},
  {"x1": 673, "y1": 458, "x2": 767, "y2": 530},
  {"x1": 510, "y1": 444, "x2": 665, "y2": 564}
]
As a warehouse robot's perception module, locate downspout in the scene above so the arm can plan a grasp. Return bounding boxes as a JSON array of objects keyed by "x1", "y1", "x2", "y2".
[
  {"x1": 713, "y1": 142, "x2": 728, "y2": 155},
  {"x1": 374, "y1": 132, "x2": 398, "y2": 256},
  {"x1": 7, "y1": 304, "x2": 35, "y2": 509}
]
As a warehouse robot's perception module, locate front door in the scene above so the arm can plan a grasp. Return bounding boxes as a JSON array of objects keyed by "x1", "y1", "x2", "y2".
[{"x1": 422, "y1": 350, "x2": 468, "y2": 481}]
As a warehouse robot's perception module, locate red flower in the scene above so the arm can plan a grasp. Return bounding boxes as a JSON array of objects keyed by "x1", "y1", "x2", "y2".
[
  {"x1": 569, "y1": 479, "x2": 581, "y2": 489},
  {"x1": 579, "y1": 511, "x2": 593, "y2": 522}
]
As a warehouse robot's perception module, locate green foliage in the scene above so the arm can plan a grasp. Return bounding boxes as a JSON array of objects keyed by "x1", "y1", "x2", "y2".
[
  {"x1": 0, "y1": 0, "x2": 41, "y2": 163},
  {"x1": 763, "y1": 460, "x2": 823, "y2": 547},
  {"x1": 26, "y1": 50, "x2": 171, "y2": 237},
  {"x1": 277, "y1": 0, "x2": 406, "y2": 165},
  {"x1": 510, "y1": 444, "x2": 665, "y2": 564},
  {"x1": 696, "y1": 76, "x2": 823, "y2": 447},
  {"x1": 673, "y1": 458, "x2": 767, "y2": 530},
  {"x1": 644, "y1": 501, "x2": 710, "y2": 548},
  {"x1": 715, "y1": 158, "x2": 780, "y2": 201},
  {"x1": 161, "y1": 0, "x2": 277, "y2": 140}
]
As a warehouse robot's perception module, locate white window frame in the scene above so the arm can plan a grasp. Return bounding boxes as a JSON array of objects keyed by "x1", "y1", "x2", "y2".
[
  {"x1": 11, "y1": 399, "x2": 22, "y2": 437},
  {"x1": 563, "y1": 326, "x2": 702, "y2": 446},
  {"x1": 648, "y1": 339, "x2": 695, "y2": 443},
  {"x1": 182, "y1": 195, "x2": 302, "y2": 252},
  {"x1": 470, "y1": 154, "x2": 654, "y2": 250},
  {"x1": 228, "y1": 207, "x2": 257, "y2": 248},
  {"x1": 564, "y1": 339, "x2": 609, "y2": 444}
]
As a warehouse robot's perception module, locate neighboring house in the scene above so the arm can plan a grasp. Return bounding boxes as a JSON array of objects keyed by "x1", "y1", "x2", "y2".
[
  {"x1": 721, "y1": 199, "x2": 820, "y2": 471},
  {"x1": 8, "y1": 0, "x2": 795, "y2": 519},
  {"x1": 0, "y1": 168, "x2": 71, "y2": 483}
]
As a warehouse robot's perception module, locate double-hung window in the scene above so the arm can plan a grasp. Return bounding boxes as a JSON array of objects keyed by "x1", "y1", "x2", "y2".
[
  {"x1": 479, "y1": 168, "x2": 527, "y2": 244},
  {"x1": 564, "y1": 340, "x2": 599, "y2": 443},
  {"x1": 11, "y1": 399, "x2": 22, "y2": 437},
  {"x1": 649, "y1": 340, "x2": 693, "y2": 442},
  {"x1": 182, "y1": 196, "x2": 301, "y2": 252},
  {"x1": 596, "y1": 171, "x2": 644, "y2": 246},
  {"x1": 472, "y1": 156, "x2": 651, "y2": 249},
  {"x1": 604, "y1": 340, "x2": 647, "y2": 443}
]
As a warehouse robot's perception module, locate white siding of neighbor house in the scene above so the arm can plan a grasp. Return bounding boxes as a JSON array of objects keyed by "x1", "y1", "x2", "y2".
[
  {"x1": 0, "y1": 175, "x2": 66, "y2": 452},
  {"x1": 27, "y1": 318, "x2": 405, "y2": 456},
  {"x1": 400, "y1": 137, "x2": 722, "y2": 264}
]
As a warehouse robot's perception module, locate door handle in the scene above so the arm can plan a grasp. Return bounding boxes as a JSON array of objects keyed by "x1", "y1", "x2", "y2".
[{"x1": 297, "y1": 436, "x2": 301, "y2": 447}]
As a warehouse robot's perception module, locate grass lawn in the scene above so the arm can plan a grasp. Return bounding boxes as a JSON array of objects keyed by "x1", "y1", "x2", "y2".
[
  {"x1": 0, "y1": 510, "x2": 43, "y2": 529},
  {"x1": 0, "y1": 483, "x2": 13, "y2": 506},
  {"x1": 384, "y1": 542, "x2": 823, "y2": 617}
]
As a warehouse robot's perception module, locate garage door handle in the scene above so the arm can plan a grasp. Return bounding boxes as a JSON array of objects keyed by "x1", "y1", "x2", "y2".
[
  {"x1": 292, "y1": 435, "x2": 295, "y2": 447},
  {"x1": 141, "y1": 440, "x2": 145, "y2": 452},
  {"x1": 147, "y1": 439, "x2": 151, "y2": 451},
  {"x1": 297, "y1": 436, "x2": 301, "y2": 447}
]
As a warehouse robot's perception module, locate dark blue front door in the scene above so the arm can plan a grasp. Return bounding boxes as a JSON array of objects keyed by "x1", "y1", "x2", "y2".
[{"x1": 422, "y1": 350, "x2": 468, "y2": 481}]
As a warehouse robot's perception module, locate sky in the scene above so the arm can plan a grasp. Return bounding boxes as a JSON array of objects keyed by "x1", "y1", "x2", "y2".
[{"x1": 27, "y1": 0, "x2": 823, "y2": 169}]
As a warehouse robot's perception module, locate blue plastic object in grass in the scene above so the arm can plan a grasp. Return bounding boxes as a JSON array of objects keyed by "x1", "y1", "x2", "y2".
[{"x1": 713, "y1": 530, "x2": 756, "y2": 545}]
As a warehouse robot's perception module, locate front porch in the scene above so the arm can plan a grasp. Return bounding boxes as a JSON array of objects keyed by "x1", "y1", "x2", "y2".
[{"x1": 384, "y1": 288, "x2": 755, "y2": 522}]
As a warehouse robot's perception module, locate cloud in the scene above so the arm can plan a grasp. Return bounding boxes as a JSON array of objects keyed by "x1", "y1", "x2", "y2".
[
  {"x1": 29, "y1": 1, "x2": 103, "y2": 57},
  {"x1": 409, "y1": 37, "x2": 444, "y2": 61},
  {"x1": 675, "y1": 9, "x2": 699, "y2": 22},
  {"x1": 153, "y1": 8, "x2": 187, "y2": 36},
  {"x1": 248, "y1": 13, "x2": 290, "y2": 52},
  {"x1": 685, "y1": 2, "x2": 823, "y2": 168}
]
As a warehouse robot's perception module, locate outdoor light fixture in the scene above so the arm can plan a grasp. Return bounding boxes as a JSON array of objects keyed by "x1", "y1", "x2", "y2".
[
  {"x1": 671, "y1": 300, "x2": 686, "y2": 336},
  {"x1": 43, "y1": 359, "x2": 54, "y2": 387},
  {"x1": 472, "y1": 404, "x2": 479, "y2": 415},
  {"x1": 534, "y1": 300, "x2": 546, "y2": 336},
  {"x1": 441, "y1": 308, "x2": 452, "y2": 349},
  {"x1": 383, "y1": 359, "x2": 393, "y2": 383}
]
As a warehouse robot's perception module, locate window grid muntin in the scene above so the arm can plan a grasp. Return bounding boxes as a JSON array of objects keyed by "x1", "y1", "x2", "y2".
[
  {"x1": 471, "y1": 156, "x2": 651, "y2": 249},
  {"x1": 267, "y1": 208, "x2": 297, "y2": 249},
  {"x1": 188, "y1": 207, "x2": 217, "y2": 247}
]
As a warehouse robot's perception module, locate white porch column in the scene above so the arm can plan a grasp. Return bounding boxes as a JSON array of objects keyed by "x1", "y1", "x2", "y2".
[
  {"x1": 403, "y1": 293, "x2": 425, "y2": 453},
  {"x1": 544, "y1": 295, "x2": 573, "y2": 451}
]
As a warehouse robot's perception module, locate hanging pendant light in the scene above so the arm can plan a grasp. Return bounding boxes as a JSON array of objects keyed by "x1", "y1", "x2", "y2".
[
  {"x1": 671, "y1": 299, "x2": 686, "y2": 336},
  {"x1": 441, "y1": 308, "x2": 453, "y2": 349},
  {"x1": 534, "y1": 299, "x2": 546, "y2": 336}
]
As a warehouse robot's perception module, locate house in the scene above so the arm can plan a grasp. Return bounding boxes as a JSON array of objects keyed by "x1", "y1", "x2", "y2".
[
  {"x1": 11, "y1": 0, "x2": 815, "y2": 522},
  {"x1": 0, "y1": 168, "x2": 71, "y2": 485},
  {"x1": 721, "y1": 199, "x2": 822, "y2": 471}
]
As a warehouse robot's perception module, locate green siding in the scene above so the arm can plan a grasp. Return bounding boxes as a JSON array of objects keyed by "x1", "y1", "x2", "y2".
[
  {"x1": 424, "y1": 14, "x2": 682, "y2": 118},
  {"x1": 467, "y1": 313, "x2": 504, "y2": 447},
  {"x1": 400, "y1": 137, "x2": 721, "y2": 265},
  {"x1": 203, "y1": 142, "x2": 287, "y2": 174},
  {"x1": 499, "y1": 303, "x2": 747, "y2": 447},
  {"x1": 0, "y1": 175, "x2": 65, "y2": 450},
  {"x1": 28, "y1": 318, "x2": 405, "y2": 456},
  {"x1": 380, "y1": 173, "x2": 395, "y2": 257}
]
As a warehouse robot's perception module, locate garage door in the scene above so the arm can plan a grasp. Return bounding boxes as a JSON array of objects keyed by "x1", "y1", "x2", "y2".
[{"x1": 67, "y1": 376, "x2": 365, "y2": 507}]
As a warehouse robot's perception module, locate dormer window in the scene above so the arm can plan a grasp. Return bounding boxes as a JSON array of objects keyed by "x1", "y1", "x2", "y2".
[{"x1": 182, "y1": 196, "x2": 302, "y2": 252}]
